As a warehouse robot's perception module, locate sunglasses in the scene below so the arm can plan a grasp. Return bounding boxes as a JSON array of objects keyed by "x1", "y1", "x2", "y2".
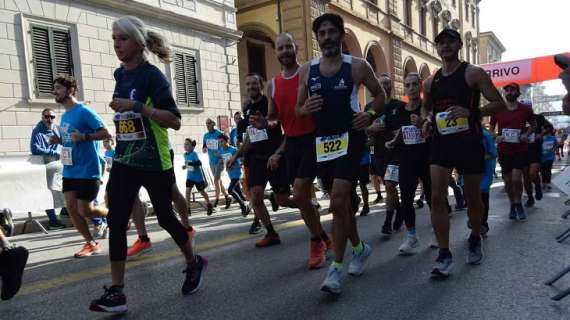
[{"x1": 43, "y1": 115, "x2": 55, "y2": 119}]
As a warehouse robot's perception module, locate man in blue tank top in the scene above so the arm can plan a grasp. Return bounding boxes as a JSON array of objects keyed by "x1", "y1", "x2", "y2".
[
  {"x1": 296, "y1": 13, "x2": 385, "y2": 294},
  {"x1": 421, "y1": 28, "x2": 506, "y2": 277}
]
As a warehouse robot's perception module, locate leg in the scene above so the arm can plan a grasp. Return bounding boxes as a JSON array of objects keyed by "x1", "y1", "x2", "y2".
[
  {"x1": 228, "y1": 179, "x2": 246, "y2": 208},
  {"x1": 131, "y1": 197, "x2": 148, "y2": 237},
  {"x1": 250, "y1": 186, "x2": 272, "y2": 229},
  {"x1": 330, "y1": 179, "x2": 359, "y2": 263},
  {"x1": 399, "y1": 166, "x2": 418, "y2": 231},
  {"x1": 172, "y1": 184, "x2": 189, "y2": 229},
  {"x1": 293, "y1": 178, "x2": 324, "y2": 239},
  {"x1": 463, "y1": 174, "x2": 484, "y2": 238},
  {"x1": 65, "y1": 192, "x2": 95, "y2": 243},
  {"x1": 511, "y1": 169, "x2": 524, "y2": 205},
  {"x1": 430, "y1": 165, "x2": 452, "y2": 249}
]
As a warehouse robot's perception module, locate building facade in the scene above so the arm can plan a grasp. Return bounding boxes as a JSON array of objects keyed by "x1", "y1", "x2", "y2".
[
  {"x1": 236, "y1": 0, "x2": 481, "y2": 101},
  {"x1": 0, "y1": 0, "x2": 241, "y2": 155},
  {"x1": 479, "y1": 31, "x2": 505, "y2": 64}
]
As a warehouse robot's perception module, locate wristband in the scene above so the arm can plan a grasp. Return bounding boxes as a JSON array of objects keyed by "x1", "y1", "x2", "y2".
[
  {"x1": 133, "y1": 101, "x2": 144, "y2": 113},
  {"x1": 366, "y1": 109, "x2": 377, "y2": 118}
]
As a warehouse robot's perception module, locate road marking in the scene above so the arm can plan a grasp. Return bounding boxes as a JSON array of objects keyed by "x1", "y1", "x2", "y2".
[{"x1": 18, "y1": 213, "x2": 333, "y2": 297}]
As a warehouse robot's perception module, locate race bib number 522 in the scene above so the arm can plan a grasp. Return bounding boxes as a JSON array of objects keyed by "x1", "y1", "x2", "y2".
[
  {"x1": 435, "y1": 112, "x2": 469, "y2": 135},
  {"x1": 114, "y1": 112, "x2": 146, "y2": 142},
  {"x1": 316, "y1": 132, "x2": 349, "y2": 163}
]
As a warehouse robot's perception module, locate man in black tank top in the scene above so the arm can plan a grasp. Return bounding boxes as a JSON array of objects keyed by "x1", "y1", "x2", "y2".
[
  {"x1": 296, "y1": 13, "x2": 385, "y2": 294},
  {"x1": 421, "y1": 28, "x2": 506, "y2": 277}
]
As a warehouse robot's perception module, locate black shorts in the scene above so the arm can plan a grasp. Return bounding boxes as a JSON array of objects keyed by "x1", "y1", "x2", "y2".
[
  {"x1": 527, "y1": 142, "x2": 542, "y2": 165},
  {"x1": 498, "y1": 151, "x2": 529, "y2": 174},
  {"x1": 246, "y1": 156, "x2": 290, "y2": 194},
  {"x1": 285, "y1": 133, "x2": 317, "y2": 183},
  {"x1": 317, "y1": 131, "x2": 366, "y2": 191},
  {"x1": 372, "y1": 151, "x2": 399, "y2": 182},
  {"x1": 359, "y1": 164, "x2": 370, "y2": 184},
  {"x1": 62, "y1": 178, "x2": 100, "y2": 201},
  {"x1": 430, "y1": 136, "x2": 485, "y2": 175},
  {"x1": 186, "y1": 180, "x2": 207, "y2": 191}
]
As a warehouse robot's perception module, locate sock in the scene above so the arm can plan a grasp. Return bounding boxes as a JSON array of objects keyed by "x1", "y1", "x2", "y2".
[
  {"x1": 332, "y1": 261, "x2": 343, "y2": 270},
  {"x1": 353, "y1": 241, "x2": 364, "y2": 254},
  {"x1": 139, "y1": 235, "x2": 150, "y2": 242},
  {"x1": 407, "y1": 228, "x2": 417, "y2": 237},
  {"x1": 266, "y1": 224, "x2": 277, "y2": 236},
  {"x1": 320, "y1": 231, "x2": 329, "y2": 242}
]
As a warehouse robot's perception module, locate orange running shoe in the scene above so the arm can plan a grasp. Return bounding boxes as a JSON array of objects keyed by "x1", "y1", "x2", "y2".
[
  {"x1": 74, "y1": 242, "x2": 102, "y2": 258},
  {"x1": 127, "y1": 239, "x2": 152, "y2": 258},
  {"x1": 308, "y1": 240, "x2": 327, "y2": 269},
  {"x1": 255, "y1": 234, "x2": 281, "y2": 248}
]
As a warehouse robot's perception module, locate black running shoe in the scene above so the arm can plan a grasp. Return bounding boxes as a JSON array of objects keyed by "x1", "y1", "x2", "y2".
[
  {"x1": 374, "y1": 193, "x2": 383, "y2": 204},
  {"x1": 182, "y1": 255, "x2": 208, "y2": 295},
  {"x1": 249, "y1": 221, "x2": 262, "y2": 234},
  {"x1": 0, "y1": 246, "x2": 28, "y2": 300},
  {"x1": 213, "y1": 199, "x2": 219, "y2": 208},
  {"x1": 381, "y1": 224, "x2": 392, "y2": 236},
  {"x1": 241, "y1": 205, "x2": 251, "y2": 217},
  {"x1": 207, "y1": 203, "x2": 213, "y2": 216},
  {"x1": 416, "y1": 199, "x2": 424, "y2": 208},
  {"x1": 90, "y1": 286, "x2": 127, "y2": 313},
  {"x1": 535, "y1": 186, "x2": 543, "y2": 201},
  {"x1": 525, "y1": 198, "x2": 535, "y2": 208},
  {"x1": 225, "y1": 196, "x2": 231, "y2": 209},
  {"x1": 360, "y1": 205, "x2": 370, "y2": 216},
  {"x1": 269, "y1": 192, "x2": 279, "y2": 212}
]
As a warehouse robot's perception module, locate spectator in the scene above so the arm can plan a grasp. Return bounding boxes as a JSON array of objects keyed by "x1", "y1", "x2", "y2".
[
  {"x1": 30, "y1": 108, "x2": 67, "y2": 230},
  {"x1": 230, "y1": 112, "x2": 242, "y2": 147}
]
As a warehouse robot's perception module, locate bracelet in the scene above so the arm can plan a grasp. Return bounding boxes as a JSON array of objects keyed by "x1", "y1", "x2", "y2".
[{"x1": 133, "y1": 101, "x2": 144, "y2": 113}]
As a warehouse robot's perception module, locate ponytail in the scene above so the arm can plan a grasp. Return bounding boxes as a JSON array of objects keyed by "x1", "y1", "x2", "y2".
[{"x1": 146, "y1": 30, "x2": 172, "y2": 63}]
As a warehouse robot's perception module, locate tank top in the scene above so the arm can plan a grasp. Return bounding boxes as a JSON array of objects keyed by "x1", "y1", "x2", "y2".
[
  {"x1": 430, "y1": 62, "x2": 482, "y2": 140},
  {"x1": 307, "y1": 54, "x2": 360, "y2": 137},
  {"x1": 272, "y1": 71, "x2": 315, "y2": 137}
]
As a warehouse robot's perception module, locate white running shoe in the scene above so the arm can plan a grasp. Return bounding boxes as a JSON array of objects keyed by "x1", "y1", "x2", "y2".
[
  {"x1": 398, "y1": 234, "x2": 419, "y2": 255},
  {"x1": 348, "y1": 242, "x2": 372, "y2": 276}
]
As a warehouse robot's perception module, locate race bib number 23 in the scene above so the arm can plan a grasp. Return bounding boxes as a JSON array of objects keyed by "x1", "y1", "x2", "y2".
[
  {"x1": 316, "y1": 132, "x2": 349, "y2": 163},
  {"x1": 435, "y1": 112, "x2": 469, "y2": 135}
]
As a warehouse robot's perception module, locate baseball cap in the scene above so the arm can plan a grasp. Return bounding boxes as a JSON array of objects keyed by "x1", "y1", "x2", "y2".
[
  {"x1": 434, "y1": 28, "x2": 462, "y2": 44},
  {"x1": 504, "y1": 82, "x2": 520, "y2": 92}
]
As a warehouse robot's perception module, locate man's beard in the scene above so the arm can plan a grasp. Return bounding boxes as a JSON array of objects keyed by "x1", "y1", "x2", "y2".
[
  {"x1": 55, "y1": 95, "x2": 67, "y2": 103},
  {"x1": 506, "y1": 94, "x2": 519, "y2": 102},
  {"x1": 320, "y1": 40, "x2": 341, "y2": 58}
]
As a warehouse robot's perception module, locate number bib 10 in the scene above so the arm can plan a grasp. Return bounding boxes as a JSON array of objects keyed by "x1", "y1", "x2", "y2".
[
  {"x1": 435, "y1": 112, "x2": 469, "y2": 135},
  {"x1": 61, "y1": 147, "x2": 73, "y2": 166},
  {"x1": 315, "y1": 132, "x2": 349, "y2": 163},
  {"x1": 402, "y1": 125, "x2": 426, "y2": 145},
  {"x1": 502, "y1": 128, "x2": 521, "y2": 143},
  {"x1": 114, "y1": 112, "x2": 146, "y2": 142},
  {"x1": 384, "y1": 164, "x2": 399, "y2": 182}
]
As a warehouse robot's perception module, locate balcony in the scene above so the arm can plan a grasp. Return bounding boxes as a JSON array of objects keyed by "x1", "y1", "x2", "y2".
[{"x1": 330, "y1": 0, "x2": 390, "y2": 31}]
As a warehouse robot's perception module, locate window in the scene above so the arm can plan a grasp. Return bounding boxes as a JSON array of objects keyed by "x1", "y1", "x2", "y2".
[
  {"x1": 404, "y1": 0, "x2": 413, "y2": 27},
  {"x1": 465, "y1": 45, "x2": 470, "y2": 63},
  {"x1": 29, "y1": 24, "x2": 73, "y2": 98},
  {"x1": 465, "y1": 2, "x2": 469, "y2": 22},
  {"x1": 247, "y1": 41, "x2": 266, "y2": 80},
  {"x1": 452, "y1": 0, "x2": 456, "y2": 7},
  {"x1": 173, "y1": 51, "x2": 201, "y2": 106},
  {"x1": 419, "y1": 6, "x2": 427, "y2": 36},
  {"x1": 432, "y1": 16, "x2": 439, "y2": 40}
]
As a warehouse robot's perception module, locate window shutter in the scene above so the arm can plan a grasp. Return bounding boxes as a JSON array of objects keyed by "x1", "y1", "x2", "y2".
[
  {"x1": 184, "y1": 54, "x2": 199, "y2": 105},
  {"x1": 174, "y1": 53, "x2": 188, "y2": 104},
  {"x1": 52, "y1": 29, "x2": 73, "y2": 77},
  {"x1": 174, "y1": 52, "x2": 200, "y2": 106}
]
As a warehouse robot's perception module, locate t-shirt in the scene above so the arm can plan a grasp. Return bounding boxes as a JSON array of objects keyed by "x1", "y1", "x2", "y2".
[
  {"x1": 242, "y1": 96, "x2": 282, "y2": 160},
  {"x1": 393, "y1": 104, "x2": 429, "y2": 157},
  {"x1": 481, "y1": 128, "x2": 497, "y2": 192},
  {"x1": 184, "y1": 151, "x2": 205, "y2": 182},
  {"x1": 490, "y1": 103, "x2": 533, "y2": 154},
  {"x1": 59, "y1": 103, "x2": 105, "y2": 179},
  {"x1": 111, "y1": 62, "x2": 181, "y2": 171},
  {"x1": 220, "y1": 146, "x2": 241, "y2": 179},
  {"x1": 367, "y1": 99, "x2": 404, "y2": 158},
  {"x1": 272, "y1": 71, "x2": 315, "y2": 137},
  {"x1": 542, "y1": 135, "x2": 557, "y2": 162},
  {"x1": 203, "y1": 129, "x2": 223, "y2": 165}
]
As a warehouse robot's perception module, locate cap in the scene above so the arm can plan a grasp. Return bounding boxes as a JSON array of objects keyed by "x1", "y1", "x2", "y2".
[
  {"x1": 504, "y1": 82, "x2": 520, "y2": 92},
  {"x1": 434, "y1": 28, "x2": 462, "y2": 44}
]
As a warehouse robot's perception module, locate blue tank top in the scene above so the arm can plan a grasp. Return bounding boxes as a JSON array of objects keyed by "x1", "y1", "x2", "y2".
[{"x1": 308, "y1": 54, "x2": 360, "y2": 136}]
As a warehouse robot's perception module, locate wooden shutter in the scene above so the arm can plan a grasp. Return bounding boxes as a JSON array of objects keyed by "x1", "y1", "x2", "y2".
[
  {"x1": 184, "y1": 54, "x2": 199, "y2": 105},
  {"x1": 174, "y1": 52, "x2": 200, "y2": 106}
]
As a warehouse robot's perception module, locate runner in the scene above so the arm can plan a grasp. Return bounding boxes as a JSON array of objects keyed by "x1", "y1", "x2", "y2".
[
  {"x1": 227, "y1": 73, "x2": 296, "y2": 247},
  {"x1": 421, "y1": 28, "x2": 506, "y2": 276},
  {"x1": 203, "y1": 119, "x2": 230, "y2": 209},
  {"x1": 476, "y1": 124, "x2": 497, "y2": 236},
  {"x1": 49, "y1": 75, "x2": 111, "y2": 258},
  {"x1": 541, "y1": 123, "x2": 557, "y2": 190},
  {"x1": 219, "y1": 135, "x2": 250, "y2": 216},
  {"x1": 0, "y1": 228, "x2": 28, "y2": 300},
  {"x1": 490, "y1": 82, "x2": 534, "y2": 221},
  {"x1": 523, "y1": 112, "x2": 548, "y2": 206},
  {"x1": 263, "y1": 32, "x2": 330, "y2": 268},
  {"x1": 386, "y1": 72, "x2": 432, "y2": 255},
  {"x1": 90, "y1": 16, "x2": 205, "y2": 314},
  {"x1": 183, "y1": 138, "x2": 214, "y2": 215},
  {"x1": 295, "y1": 13, "x2": 385, "y2": 293},
  {"x1": 230, "y1": 112, "x2": 242, "y2": 147}
]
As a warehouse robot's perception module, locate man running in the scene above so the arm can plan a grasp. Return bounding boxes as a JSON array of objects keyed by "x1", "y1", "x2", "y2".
[
  {"x1": 230, "y1": 112, "x2": 242, "y2": 147},
  {"x1": 490, "y1": 82, "x2": 534, "y2": 221},
  {"x1": 203, "y1": 118, "x2": 230, "y2": 208},
  {"x1": 421, "y1": 28, "x2": 506, "y2": 276},
  {"x1": 296, "y1": 13, "x2": 385, "y2": 293},
  {"x1": 49, "y1": 75, "x2": 111, "y2": 258},
  {"x1": 523, "y1": 112, "x2": 549, "y2": 206}
]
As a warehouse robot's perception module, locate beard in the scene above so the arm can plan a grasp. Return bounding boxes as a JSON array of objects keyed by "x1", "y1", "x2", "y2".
[
  {"x1": 506, "y1": 94, "x2": 519, "y2": 102},
  {"x1": 55, "y1": 95, "x2": 67, "y2": 103},
  {"x1": 320, "y1": 39, "x2": 341, "y2": 58},
  {"x1": 277, "y1": 53, "x2": 296, "y2": 67}
]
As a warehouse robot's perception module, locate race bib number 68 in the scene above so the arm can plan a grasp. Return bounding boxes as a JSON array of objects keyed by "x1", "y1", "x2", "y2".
[{"x1": 114, "y1": 112, "x2": 146, "y2": 142}]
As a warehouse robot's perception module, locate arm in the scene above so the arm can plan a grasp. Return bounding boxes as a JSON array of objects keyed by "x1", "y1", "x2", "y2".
[
  {"x1": 357, "y1": 59, "x2": 385, "y2": 116},
  {"x1": 266, "y1": 80, "x2": 279, "y2": 124},
  {"x1": 73, "y1": 127, "x2": 112, "y2": 143},
  {"x1": 31, "y1": 132, "x2": 58, "y2": 156},
  {"x1": 295, "y1": 63, "x2": 322, "y2": 118},
  {"x1": 140, "y1": 105, "x2": 180, "y2": 130},
  {"x1": 466, "y1": 65, "x2": 506, "y2": 117}
]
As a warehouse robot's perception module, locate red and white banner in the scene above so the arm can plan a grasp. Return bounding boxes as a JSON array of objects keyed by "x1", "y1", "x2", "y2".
[{"x1": 481, "y1": 59, "x2": 532, "y2": 84}]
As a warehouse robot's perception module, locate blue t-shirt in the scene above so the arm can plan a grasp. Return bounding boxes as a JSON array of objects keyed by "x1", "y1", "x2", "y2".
[
  {"x1": 481, "y1": 128, "x2": 497, "y2": 192},
  {"x1": 220, "y1": 146, "x2": 241, "y2": 179},
  {"x1": 203, "y1": 129, "x2": 223, "y2": 164},
  {"x1": 360, "y1": 148, "x2": 371, "y2": 165},
  {"x1": 542, "y1": 135, "x2": 557, "y2": 162},
  {"x1": 229, "y1": 128, "x2": 238, "y2": 147},
  {"x1": 184, "y1": 151, "x2": 205, "y2": 182},
  {"x1": 59, "y1": 103, "x2": 105, "y2": 179}
]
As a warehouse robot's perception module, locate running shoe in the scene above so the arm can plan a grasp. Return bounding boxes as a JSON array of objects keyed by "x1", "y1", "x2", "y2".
[
  {"x1": 207, "y1": 203, "x2": 214, "y2": 216},
  {"x1": 225, "y1": 196, "x2": 232, "y2": 209},
  {"x1": 360, "y1": 205, "x2": 370, "y2": 216},
  {"x1": 48, "y1": 220, "x2": 66, "y2": 230},
  {"x1": 213, "y1": 198, "x2": 219, "y2": 208},
  {"x1": 126, "y1": 239, "x2": 152, "y2": 258},
  {"x1": 374, "y1": 193, "x2": 383, "y2": 204},
  {"x1": 516, "y1": 204, "x2": 527, "y2": 222},
  {"x1": 431, "y1": 250, "x2": 454, "y2": 277},
  {"x1": 93, "y1": 220, "x2": 108, "y2": 239},
  {"x1": 525, "y1": 198, "x2": 535, "y2": 208},
  {"x1": 308, "y1": 240, "x2": 327, "y2": 269},
  {"x1": 89, "y1": 286, "x2": 127, "y2": 314},
  {"x1": 398, "y1": 234, "x2": 419, "y2": 255},
  {"x1": 248, "y1": 221, "x2": 262, "y2": 234},
  {"x1": 241, "y1": 205, "x2": 251, "y2": 217},
  {"x1": 320, "y1": 264, "x2": 343, "y2": 294},
  {"x1": 255, "y1": 234, "x2": 281, "y2": 248},
  {"x1": 416, "y1": 199, "x2": 424, "y2": 208},
  {"x1": 535, "y1": 185, "x2": 543, "y2": 200},
  {"x1": 0, "y1": 246, "x2": 28, "y2": 300},
  {"x1": 269, "y1": 192, "x2": 279, "y2": 212},
  {"x1": 74, "y1": 242, "x2": 102, "y2": 258},
  {"x1": 509, "y1": 206, "x2": 517, "y2": 220},
  {"x1": 467, "y1": 236, "x2": 484, "y2": 265},
  {"x1": 381, "y1": 224, "x2": 392, "y2": 236},
  {"x1": 348, "y1": 242, "x2": 372, "y2": 276},
  {"x1": 182, "y1": 255, "x2": 208, "y2": 295}
]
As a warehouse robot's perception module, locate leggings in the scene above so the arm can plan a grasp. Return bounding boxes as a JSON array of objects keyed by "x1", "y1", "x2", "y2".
[
  {"x1": 107, "y1": 162, "x2": 188, "y2": 262},
  {"x1": 399, "y1": 155, "x2": 432, "y2": 230},
  {"x1": 541, "y1": 160, "x2": 554, "y2": 184},
  {"x1": 481, "y1": 192, "x2": 489, "y2": 227},
  {"x1": 228, "y1": 178, "x2": 246, "y2": 208}
]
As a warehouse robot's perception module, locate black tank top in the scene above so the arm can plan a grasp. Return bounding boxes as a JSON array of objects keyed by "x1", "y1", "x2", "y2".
[{"x1": 431, "y1": 62, "x2": 482, "y2": 139}]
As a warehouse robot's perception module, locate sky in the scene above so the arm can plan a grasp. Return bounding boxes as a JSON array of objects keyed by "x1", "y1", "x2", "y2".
[{"x1": 479, "y1": 0, "x2": 569, "y2": 95}]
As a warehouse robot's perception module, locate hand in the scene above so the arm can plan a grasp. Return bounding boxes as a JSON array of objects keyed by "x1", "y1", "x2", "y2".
[
  {"x1": 299, "y1": 95, "x2": 323, "y2": 116},
  {"x1": 366, "y1": 122, "x2": 384, "y2": 134},
  {"x1": 109, "y1": 98, "x2": 135, "y2": 112},
  {"x1": 70, "y1": 130, "x2": 85, "y2": 143},
  {"x1": 496, "y1": 135, "x2": 504, "y2": 143},
  {"x1": 559, "y1": 66, "x2": 570, "y2": 92},
  {"x1": 410, "y1": 114, "x2": 421, "y2": 127},
  {"x1": 48, "y1": 135, "x2": 60, "y2": 145},
  {"x1": 422, "y1": 118, "x2": 433, "y2": 138},
  {"x1": 267, "y1": 154, "x2": 281, "y2": 171},
  {"x1": 385, "y1": 140, "x2": 395, "y2": 150},
  {"x1": 249, "y1": 111, "x2": 267, "y2": 129},
  {"x1": 352, "y1": 112, "x2": 372, "y2": 131},
  {"x1": 445, "y1": 106, "x2": 470, "y2": 120},
  {"x1": 267, "y1": 120, "x2": 279, "y2": 129}
]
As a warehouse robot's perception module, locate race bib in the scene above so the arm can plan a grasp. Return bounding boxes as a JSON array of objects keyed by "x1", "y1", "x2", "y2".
[
  {"x1": 186, "y1": 161, "x2": 195, "y2": 171},
  {"x1": 114, "y1": 112, "x2": 146, "y2": 142},
  {"x1": 206, "y1": 139, "x2": 218, "y2": 150},
  {"x1": 502, "y1": 128, "x2": 521, "y2": 143},
  {"x1": 384, "y1": 164, "x2": 399, "y2": 182},
  {"x1": 104, "y1": 156, "x2": 113, "y2": 168},
  {"x1": 528, "y1": 133, "x2": 536, "y2": 143},
  {"x1": 543, "y1": 141, "x2": 555, "y2": 153},
  {"x1": 61, "y1": 147, "x2": 73, "y2": 166},
  {"x1": 316, "y1": 132, "x2": 349, "y2": 163},
  {"x1": 402, "y1": 125, "x2": 426, "y2": 145},
  {"x1": 247, "y1": 127, "x2": 268, "y2": 143},
  {"x1": 435, "y1": 112, "x2": 469, "y2": 135},
  {"x1": 370, "y1": 145, "x2": 374, "y2": 155}
]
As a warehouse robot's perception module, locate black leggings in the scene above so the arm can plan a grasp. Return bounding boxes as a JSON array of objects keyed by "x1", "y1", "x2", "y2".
[
  {"x1": 541, "y1": 160, "x2": 554, "y2": 184},
  {"x1": 228, "y1": 178, "x2": 246, "y2": 208},
  {"x1": 399, "y1": 157, "x2": 431, "y2": 230},
  {"x1": 481, "y1": 192, "x2": 489, "y2": 226},
  {"x1": 107, "y1": 162, "x2": 188, "y2": 262}
]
